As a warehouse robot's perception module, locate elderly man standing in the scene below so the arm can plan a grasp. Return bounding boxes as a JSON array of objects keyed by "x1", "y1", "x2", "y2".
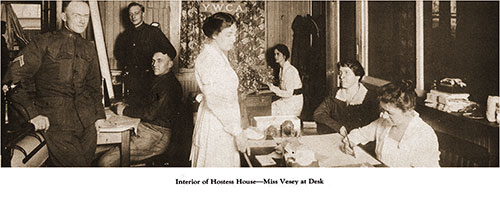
[
  {"x1": 1, "y1": 0, "x2": 106, "y2": 166},
  {"x1": 99, "y1": 49, "x2": 182, "y2": 167},
  {"x1": 114, "y1": 2, "x2": 176, "y2": 106}
]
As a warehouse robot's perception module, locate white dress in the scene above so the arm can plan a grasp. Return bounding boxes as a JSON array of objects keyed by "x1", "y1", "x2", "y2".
[
  {"x1": 190, "y1": 44, "x2": 242, "y2": 167},
  {"x1": 348, "y1": 111, "x2": 441, "y2": 167},
  {"x1": 271, "y1": 61, "x2": 303, "y2": 116}
]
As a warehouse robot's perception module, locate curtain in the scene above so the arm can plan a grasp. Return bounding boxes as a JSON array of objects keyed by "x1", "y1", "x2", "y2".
[
  {"x1": 179, "y1": 1, "x2": 271, "y2": 94},
  {"x1": 1, "y1": 3, "x2": 30, "y2": 50}
]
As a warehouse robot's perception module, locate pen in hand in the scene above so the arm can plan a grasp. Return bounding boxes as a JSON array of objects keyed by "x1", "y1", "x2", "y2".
[{"x1": 340, "y1": 126, "x2": 356, "y2": 158}]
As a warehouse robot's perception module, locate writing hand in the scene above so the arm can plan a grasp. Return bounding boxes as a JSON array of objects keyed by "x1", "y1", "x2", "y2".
[
  {"x1": 339, "y1": 126, "x2": 356, "y2": 157},
  {"x1": 30, "y1": 115, "x2": 50, "y2": 131},
  {"x1": 341, "y1": 136, "x2": 355, "y2": 156}
]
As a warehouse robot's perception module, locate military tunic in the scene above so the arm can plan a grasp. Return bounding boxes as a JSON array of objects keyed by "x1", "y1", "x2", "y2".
[
  {"x1": 114, "y1": 23, "x2": 176, "y2": 105},
  {"x1": 4, "y1": 27, "x2": 105, "y2": 166},
  {"x1": 99, "y1": 71, "x2": 183, "y2": 166}
]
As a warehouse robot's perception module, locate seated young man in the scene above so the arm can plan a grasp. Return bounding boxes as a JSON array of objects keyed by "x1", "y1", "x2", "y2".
[{"x1": 98, "y1": 49, "x2": 182, "y2": 166}]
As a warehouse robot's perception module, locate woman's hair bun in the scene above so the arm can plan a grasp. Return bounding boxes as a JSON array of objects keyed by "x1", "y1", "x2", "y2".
[{"x1": 400, "y1": 79, "x2": 415, "y2": 92}]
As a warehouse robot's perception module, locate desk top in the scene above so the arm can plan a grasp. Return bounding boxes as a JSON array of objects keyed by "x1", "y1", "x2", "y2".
[
  {"x1": 98, "y1": 109, "x2": 140, "y2": 134},
  {"x1": 248, "y1": 133, "x2": 382, "y2": 167}
]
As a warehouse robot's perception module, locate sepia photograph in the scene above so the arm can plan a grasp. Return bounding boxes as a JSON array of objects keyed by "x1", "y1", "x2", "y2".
[{"x1": 0, "y1": 0, "x2": 498, "y2": 196}]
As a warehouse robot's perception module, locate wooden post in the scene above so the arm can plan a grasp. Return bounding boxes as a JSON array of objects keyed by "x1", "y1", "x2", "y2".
[
  {"x1": 89, "y1": 0, "x2": 114, "y2": 99},
  {"x1": 325, "y1": 1, "x2": 340, "y2": 94},
  {"x1": 56, "y1": 0, "x2": 62, "y2": 30},
  {"x1": 416, "y1": 0, "x2": 425, "y2": 97}
]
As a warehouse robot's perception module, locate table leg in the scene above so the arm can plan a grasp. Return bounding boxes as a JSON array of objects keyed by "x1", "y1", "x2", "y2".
[{"x1": 120, "y1": 129, "x2": 130, "y2": 167}]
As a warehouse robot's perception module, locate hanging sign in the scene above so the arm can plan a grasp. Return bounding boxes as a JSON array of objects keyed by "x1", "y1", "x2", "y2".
[{"x1": 200, "y1": 2, "x2": 247, "y2": 14}]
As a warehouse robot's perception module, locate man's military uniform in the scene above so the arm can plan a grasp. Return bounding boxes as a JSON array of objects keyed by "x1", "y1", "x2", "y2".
[
  {"x1": 99, "y1": 71, "x2": 183, "y2": 166},
  {"x1": 3, "y1": 27, "x2": 105, "y2": 166},
  {"x1": 114, "y1": 23, "x2": 176, "y2": 105}
]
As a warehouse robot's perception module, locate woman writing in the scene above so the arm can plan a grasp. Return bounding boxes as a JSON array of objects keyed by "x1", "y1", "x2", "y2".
[
  {"x1": 313, "y1": 60, "x2": 378, "y2": 134},
  {"x1": 267, "y1": 44, "x2": 303, "y2": 116},
  {"x1": 190, "y1": 12, "x2": 248, "y2": 167},
  {"x1": 342, "y1": 80, "x2": 440, "y2": 167}
]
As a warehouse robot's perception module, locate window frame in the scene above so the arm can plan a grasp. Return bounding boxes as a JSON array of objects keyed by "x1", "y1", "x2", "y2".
[{"x1": 355, "y1": 0, "x2": 425, "y2": 96}]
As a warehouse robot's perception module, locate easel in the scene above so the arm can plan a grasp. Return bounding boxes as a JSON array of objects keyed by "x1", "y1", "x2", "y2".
[
  {"x1": 88, "y1": 1, "x2": 131, "y2": 166},
  {"x1": 88, "y1": 0, "x2": 114, "y2": 101}
]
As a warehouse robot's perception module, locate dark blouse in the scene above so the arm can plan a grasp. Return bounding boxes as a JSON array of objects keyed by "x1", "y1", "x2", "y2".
[{"x1": 313, "y1": 85, "x2": 379, "y2": 134}]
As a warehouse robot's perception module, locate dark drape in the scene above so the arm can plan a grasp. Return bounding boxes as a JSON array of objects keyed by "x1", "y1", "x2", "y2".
[{"x1": 291, "y1": 14, "x2": 325, "y2": 120}]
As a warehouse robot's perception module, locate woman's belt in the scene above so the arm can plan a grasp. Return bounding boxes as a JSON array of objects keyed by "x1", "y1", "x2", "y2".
[{"x1": 293, "y1": 88, "x2": 302, "y2": 95}]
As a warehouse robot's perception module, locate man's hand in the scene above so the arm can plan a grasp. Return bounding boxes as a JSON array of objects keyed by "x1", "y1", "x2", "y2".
[
  {"x1": 111, "y1": 101, "x2": 128, "y2": 116},
  {"x1": 30, "y1": 115, "x2": 50, "y2": 131},
  {"x1": 115, "y1": 102, "x2": 128, "y2": 116},
  {"x1": 235, "y1": 132, "x2": 249, "y2": 153}
]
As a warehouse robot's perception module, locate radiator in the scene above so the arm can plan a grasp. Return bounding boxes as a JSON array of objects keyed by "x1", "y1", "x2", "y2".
[{"x1": 176, "y1": 72, "x2": 200, "y2": 100}]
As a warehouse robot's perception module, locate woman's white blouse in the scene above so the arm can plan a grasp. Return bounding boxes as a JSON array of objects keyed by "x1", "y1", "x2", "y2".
[
  {"x1": 275, "y1": 61, "x2": 302, "y2": 98},
  {"x1": 348, "y1": 111, "x2": 441, "y2": 167},
  {"x1": 271, "y1": 61, "x2": 303, "y2": 116}
]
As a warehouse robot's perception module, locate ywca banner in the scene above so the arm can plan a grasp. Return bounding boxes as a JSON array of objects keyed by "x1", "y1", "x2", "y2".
[
  {"x1": 180, "y1": 1, "x2": 271, "y2": 94},
  {"x1": 200, "y1": 1, "x2": 247, "y2": 14}
]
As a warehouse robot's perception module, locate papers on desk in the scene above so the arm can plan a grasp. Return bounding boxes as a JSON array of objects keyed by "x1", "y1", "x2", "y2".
[
  {"x1": 298, "y1": 134, "x2": 381, "y2": 167},
  {"x1": 99, "y1": 125, "x2": 135, "y2": 132},
  {"x1": 255, "y1": 155, "x2": 277, "y2": 166},
  {"x1": 248, "y1": 134, "x2": 381, "y2": 167},
  {"x1": 98, "y1": 113, "x2": 141, "y2": 135}
]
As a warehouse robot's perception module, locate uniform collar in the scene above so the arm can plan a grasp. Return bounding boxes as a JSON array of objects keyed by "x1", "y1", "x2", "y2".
[
  {"x1": 134, "y1": 23, "x2": 147, "y2": 31},
  {"x1": 157, "y1": 70, "x2": 174, "y2": 78},
  {"x1": 61, "y1": 26, "x2": 81, "y2": 38}
]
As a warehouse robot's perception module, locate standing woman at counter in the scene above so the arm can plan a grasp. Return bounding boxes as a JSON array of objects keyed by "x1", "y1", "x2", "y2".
[
  {"x1": 190, "y1": 12, "x2": 248, "y2": 167},
  {"x1": 267, "y1": 44, "x2": 304, "y2": 116},
  {"x1": 342, "y1": 80, "x2": 441, "y2": 167}
]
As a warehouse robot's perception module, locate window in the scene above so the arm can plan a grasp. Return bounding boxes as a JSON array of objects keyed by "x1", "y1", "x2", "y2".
[
  {"x1": 367, "y1": 1, "x2": 416, "y2": 83},
  {"x1": 11, "y1": 4, "x2": 41, "y2": 30},
  {"x1": 356, "y1": 1, "x2": 499, "y2": 104}
]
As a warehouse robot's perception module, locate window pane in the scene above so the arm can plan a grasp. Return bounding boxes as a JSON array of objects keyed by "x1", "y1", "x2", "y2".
[
  {"x1": 11, "y1": 4, "x2": 41, "y2": 30},
  {"x1": 424, "y1": 1, "x2": 499, "y2": 103},
  {"x1": 368, "y1": 2, "x2": 416, "y2": 82}
]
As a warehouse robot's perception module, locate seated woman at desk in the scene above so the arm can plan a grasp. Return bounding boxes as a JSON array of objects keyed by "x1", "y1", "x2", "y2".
[
  {"x1": 98, "y1": 50, "x2": 183, "y2": 166},
  {"x1": 313, "y1": 60, "x2": 378, "y2": 134},
  {"x1": 266, "y1": 44, "x2": 303, "y2": 116},
  {"x1": 342, "y1": 80, "x2": 441, "y2": 167}
]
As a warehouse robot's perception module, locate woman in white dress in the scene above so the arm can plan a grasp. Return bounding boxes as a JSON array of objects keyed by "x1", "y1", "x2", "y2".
[
  {"x1": 190, "y1": 12, "x2": 248, "y2": 167},
  {"x1": 267, "y1": 44, "x2": 303, "y2": 116},
  {"x1": 341, "y1": 80, "x2": 441, "y2": 167}
]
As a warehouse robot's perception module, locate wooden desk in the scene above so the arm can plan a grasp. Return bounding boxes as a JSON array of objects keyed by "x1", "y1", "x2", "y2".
[
  {"x1": 417, "y1": 104, "x2": 499, "y2": 167},
  {"x1": 245, "y1": 133, "x2": 382, "y2": 167},
  {"x1": 97, "y1": 128, "x2": 132, "y2": 167},
  {"x1": 241, "y1": 93, "x2": 273, "y2": 128}
]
